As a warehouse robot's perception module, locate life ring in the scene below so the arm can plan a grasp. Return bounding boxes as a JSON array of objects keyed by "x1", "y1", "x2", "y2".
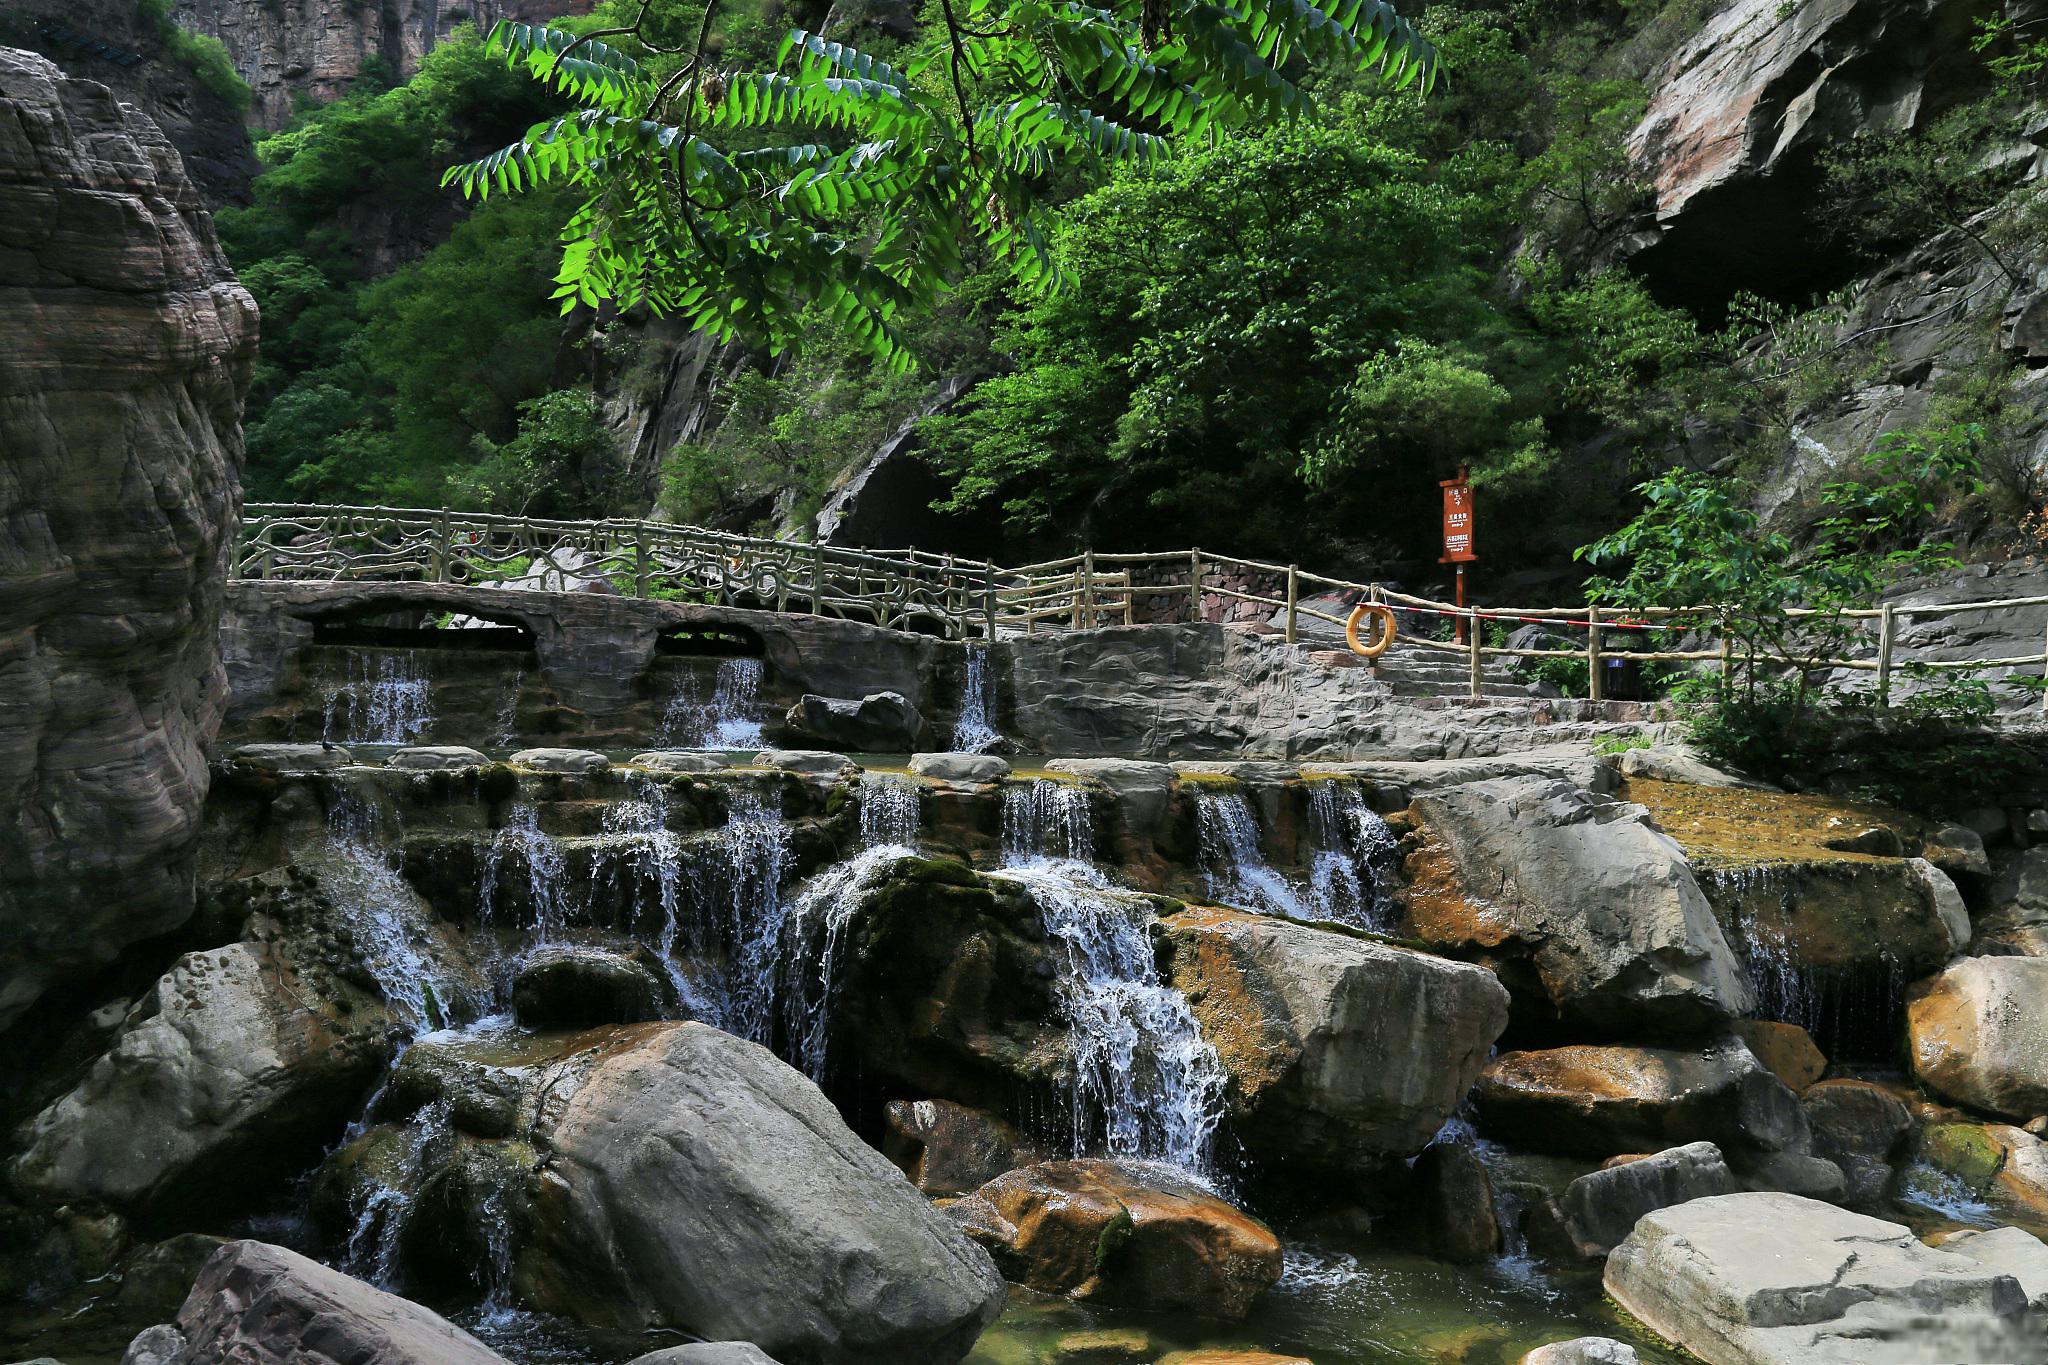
[{"x1": 1345, "y1": 603, "x2": 1397, "y2": 659}]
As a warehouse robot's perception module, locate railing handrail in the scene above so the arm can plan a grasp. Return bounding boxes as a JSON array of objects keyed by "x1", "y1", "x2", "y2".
[{"x1": 234, "y1": 504, "x2": 2048, "y2": 709}]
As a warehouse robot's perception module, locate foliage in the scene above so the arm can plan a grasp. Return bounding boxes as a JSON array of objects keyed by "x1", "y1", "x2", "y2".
[
  {"x1": 459, "y1": 388, "x2": 632, "y2": 516},
  {"x1": 445, "y1": 0, "x2": 1439, "y2": 367},
  {"x1": 1820, "y1": 101, "x2": 2026, "y2": 283},
  {"x1": 138, "y1": 0, "x2": 250, "y2": 107}
]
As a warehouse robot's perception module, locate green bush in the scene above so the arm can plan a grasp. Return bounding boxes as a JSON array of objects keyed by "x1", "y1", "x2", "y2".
[{"x1": 138, "y1": 0, "x2": 251, "y2": 108}]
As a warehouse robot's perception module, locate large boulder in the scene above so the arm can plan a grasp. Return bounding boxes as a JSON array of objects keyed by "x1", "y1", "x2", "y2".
[
  {"x1": 0, "y1": 49, "x2": 257, "y2": 1029},
  {"x1": 1160, "y1": 907, "x2": 1508, "y2": 1169},
  {"x1": 882, "y1": 1098, "x2": 1045, "y2": 1197},
  {"x1": 11, "y1": 942, "x2": 393, "y2": 1214},
  {"x1": 786, "y1": 691, "x2": 930, "y2": 751},
  {"x1": 1605, "y1": 1192, "x2": 2048, "y2": 1363},
  {"x1": 519, "y1": 1022, "x2": 1005, "y2": 1362},
  {"x1": 1907, "y1": 956, "x2": 2048, "y2": 1121},
  {"x1": 509, "y1": 945, "x2": 666, "y2": 1028},
  {"x1": 121, "y1": 1239, "x2": 508, "y2": 1365},
  {"x1": 1979, "y1": 846, "x2": 2048, "y2": 956},
  {"x1": 1557, "y1": 1142, "x2": 1739, "y2": 1257},
  {"x1": 1410, "y1": 777, "x2": 1751, "y2": 1035},
  {"x1": 1474, "y1": 1039, "x2": 1809, "y2": 1161},
  {"x1": 948, "y1": 1159, "x2": 1282, "y2": 1321},
  {"x1": 1801, "y1": 1079, "x2": 1913, "y2": 1206}
]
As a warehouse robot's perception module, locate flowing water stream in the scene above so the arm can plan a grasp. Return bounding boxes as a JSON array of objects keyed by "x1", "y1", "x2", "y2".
[
  {"x1": 1195, "y1": 787, "x2": 1309, "y2": 917},
  {"x1": 950, "y1": 644, "x2": 1002, "y2": 753},
  {"x1": 1305, "y1": 780, "x2": 1400, "y2": 931},
  {"x1": 321, "y1": 649, "x2": 434, "y2": 746},
  {"x1": 659, "y1": 657, "x2": 768, "y2": 749}
]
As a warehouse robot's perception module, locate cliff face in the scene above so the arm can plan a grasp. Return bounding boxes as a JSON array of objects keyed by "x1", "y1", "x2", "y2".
[
  {"x1": 175, "y1": 0, "x2": 595, "y2": 127},
  {"x1": 0, "y1": 47, "x2": 258, "y2": 1030}
]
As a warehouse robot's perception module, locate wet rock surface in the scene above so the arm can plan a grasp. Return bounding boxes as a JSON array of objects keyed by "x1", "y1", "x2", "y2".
[
  {"x1": 1908, "y1": 956, "x2": 2048, "y2": 1120},
  {"x1": 949, "y1": 1159, "x2": 1283, "y2": 1321},
  {"x1": 1557, "y1": 1142, "x2": 1738, "y2": 1257},
  {"x1": 1411, "y1": 776, "x2": 1752, "y2": 1035},
  {"x1": 0, "y1": 48, "x2": 256, "y2": 1030}
]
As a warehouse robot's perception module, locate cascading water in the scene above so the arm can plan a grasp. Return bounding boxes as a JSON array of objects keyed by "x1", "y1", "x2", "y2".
[
  {"x1": 995, "y1": 860, "x2": 1226, "y2": 1173},
  {"x1": 322, "y1": 650, "x2": 434, "y2": 746},
  {"x1": 686, "y1": 786, "x2": 794, "y2": 1041},
  {"x1": 323, "y1": 794, "x2": 458, "y2": 1031},
  {"x1": 1714, "y1": 868, "x2": 1905, "y2": 1062},
  {"x1": 343, "y1": 1096, "x2": 450, "y2": 1288},
  {"x1": 591, "y1": 784, "x2": 716, "y2": 1019},
  {"x1": 950, "y1": 644, "x2": 1002, "y2": 753},
  {"x1": 1195, "y1": 787, "x2": 1308, "y2": 918},
  {"x1": 658, "y1": 657, "x2": 768, "y2": 749},
  {"x1": 479, "y1": 806, "x2": 570, "y2": 954},
  {"x1": 858, "y1": 773, "x2": 922, "y2": 849},
  {"x1": 996, "y1": 777, "x2": 1224, "y2": 1174},
  {"x1": 1305, "y1": 780, "x2": 1400, "y2": 931},
  {"x1": 1002, "y1": 778, "x2": 1095, "y2": 863}
]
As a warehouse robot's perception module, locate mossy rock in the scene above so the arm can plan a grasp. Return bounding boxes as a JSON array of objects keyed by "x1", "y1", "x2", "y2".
[{"x1": 1918, "y1": 1122, "x2": 2006, "y2": 1192}]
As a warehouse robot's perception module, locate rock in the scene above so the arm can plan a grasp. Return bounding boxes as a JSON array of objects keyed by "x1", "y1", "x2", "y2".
[
  {"x1": 1927, "y1": 824, "x2": 1991, "y2": 879},
  {"x1": 1051, "y1": 1327, "x2": 1156, "y2": 1363},
  {"x1": 751, "y1": 749, "x2": 857, "y2": 777},
  {"x1": 624, "y1": 1345, "x2": 785, "y2": 1365},
  {"x1": 1736, "y1": 1150, "x2": 1846, "y2": 1201},
  {"x1": 1802, "y1": 1080, "x2": 1912, "y2": 1206},
  {"x1": 1521, "y1": 1340, "x2": 1639, "y2": 1365},
  {"x1": 120, "y1": 1326, "x2": 189, "y2": 1365},
  {"x1": 0, "y1": 48, "x2": 257, "y2": 1031},
  {"x1": 133, "y1": 1239, "x2": 508, "y2": 1364},
  {"x1": 519, "y1": 1023, "x2": 1004, "y2": 1361},
  {"x1": 909, "y1": 752, "x2": 1011, "y2": 784},
  {"x1": 1907, "y1": 956, "x2": 2048, "y2": 1121},
  {"x1": 1558, "y1": 1142, "x2": 1738, "y2": 1257},
  {"x1": 1931, "y1": 1226, "x2": 2048, "y2": 1309},
  {"x1": 231, "y1": 742, "x2": 354, "y2": 771},
  {"x1": 631, "y1": 750, "x2": 727, "y2": 773},
  {"x1": 1045, "y1": 758, "x2": 1177, "y2": 842},
  {"x1": 1915, "y1": 1121, "x2": 2048, "y2": 1219},
  {"x1": 786, "y1": 691, "x2": 930, "y2": 751},
  {"x1": 1403, "y1": 1142, "x2": 1500, "y2": 1262},
  {"x1": 881, "y1": 1098, "x2": 1042, "y2": 1196},
  {"x1": 1979, "y1": 847, "x2": 2048, "y2": 956},
  {"x1": 1155, "y1": 1355, "x2": 1312, "y2": 1365},
  {"x1": 1905, "y1": 857, "x2": 1971, "y2": 953},
  {"x1": 509, "y1": 946, "x2": 665, "y2": 1028},
  {"x1": 1474, "y1": 1038, "x2": 1809, "y2": 1160},
  {"x1": 1729, "y1": 1019, "x2": 1825, "y2": 1093},
  {"x1": 949, "y1": 1159, "x2": 1282, "y2": 1321},
  {"x1": 508, "y1": 747, "x2": 611, "y2": 774},
  {"x1": 1618, "y1": 747, "x2": 1771, "y2": 789},
  {"x1": 1605, "y1": 1192, "x2": 2046, "y2": 1363},
  {"x1": 387, "y1": 745, "x2": 490, "y2": 770},
  {"x1": 1410, "y1": 777, "x2": 1751, "y2": 1035},
  {"x1": 1160, "y1": 907, "x2": 1510, "y2": 1169},
  {"x1": 11, "y1": 942, "x2": 392, "y2": 1215}
]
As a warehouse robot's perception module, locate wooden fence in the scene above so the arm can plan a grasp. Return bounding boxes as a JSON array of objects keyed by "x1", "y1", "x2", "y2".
[{"x1": 236, "y1": 506, "x2": 2048, "y2": 707}]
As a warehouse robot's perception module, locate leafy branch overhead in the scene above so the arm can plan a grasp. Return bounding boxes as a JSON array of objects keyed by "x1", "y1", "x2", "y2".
[{"x1": 445, "y1": 0, "x2": 1439, "y2": 366}]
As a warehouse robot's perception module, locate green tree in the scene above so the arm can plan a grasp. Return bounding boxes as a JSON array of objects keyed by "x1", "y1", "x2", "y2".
[{"x1": 446, "y1": 0, "x2": 1439, "y2": 365}]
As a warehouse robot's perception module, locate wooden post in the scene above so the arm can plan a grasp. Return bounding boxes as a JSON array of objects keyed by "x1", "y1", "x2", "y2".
[
  {"x1": 1070, "y1": 563, "x2": 1084, "y2": 629},
  {"x1": 433, "y1": 509, "x2": 452, "y2": 583},
  {"x1": 2040, "y1": 613, "x2": 2047, "y2": 716},
  {"x1": 1083, "y1": 550, "x2": 1096, "y2": 628},
  {"x1": 633, "y1": 524, "x2": 650, "y2": 598},
  {"x1": 1875, "y1": 603, "x2": 1896, "y2": 707},
  {"x1": 984, "y1": 565, "x2": 998, "y2": 639},
  {"x1": 1468, "y1": 611, "x2": 1482, "y2": 701},
  {"x1": 1587, "y1": 605, "x2": 1605, "y2": 701},
  {"x1": 1189, "y1": 548, "x2": 1203, "y2": 622},
  {"x1": 810, "y1": 543, "x2": 824, "y2": 615},
  {"x1": 1719, "y1": 632, "x2": 1734, "y2": 701},
  {"x1": 1122, "y1": 571, "x2": 1135, "y2": 626},
  {"x1": 1284, "y1": 565, "x2": 1299, "y2": 644}
]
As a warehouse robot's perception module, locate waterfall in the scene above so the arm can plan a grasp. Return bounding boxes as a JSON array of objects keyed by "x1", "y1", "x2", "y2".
[
  {"x1": 686, "y1": 786, "x2": 794, "y2": 1041},
  {"x1": 993, "y1": 861, "x2": 1226, "y2": 1174},
  {"x1": 322, "y1": 795, "x2": 457, "y2": 1032},
  {"x1": 859, "y1": 774, "x2": 922, "y2": 849},
  {"x1": 1714, "y1": 868, "x2": 1905, "y2": 1061},
  {"x1": 1194, "y1": 788, "x2": 1307, "y2": 918},
  {"x1": 1305, "y1": 781, "x2": 1399, "y2": 932},
  {"x1": 950, "y1": 645, "x2": 1002, "y2": 753},
  {"x1": 1002, "y1": 779, "x2": 1094, "y2": 865},
  {"x1": 592, "y1": 784, "x2": 717, "y2": 1019},
  {"x1": 709, "y1": 658, "x2": 767, "y2": 748},
  {"x1": 479, "y1": 806, "x2": 571, "y2": 950},
  {"x1": 658, "y1": 657, "x2": 767, "y2": 749},
  {"x1": 343, "y1": 1096, "x2": 450, "y2": 1289},
  {"x1": 322, "y1": 649, "x2": 433, "y2": 746}
]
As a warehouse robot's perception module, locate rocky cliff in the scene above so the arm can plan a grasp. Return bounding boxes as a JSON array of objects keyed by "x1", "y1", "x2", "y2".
[{"x1": 0, "y1": 47, "x2": 256, "y2": 1030}]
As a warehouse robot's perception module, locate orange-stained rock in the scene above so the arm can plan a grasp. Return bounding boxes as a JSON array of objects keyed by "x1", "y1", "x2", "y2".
[
  {"x1": 1731, "y1": 1019, "x2": 1826, "y2": 1093},
  {"x1": 1475, "y1": 1038, "x2": 1809, "y2": 1160},
  {"x1": 1908, "y1": 957, "x2": 2048, "y2": 1122},
  {"x1": 1157, "y1": 1353, "x2": 1314, "y2": 1365},
  {"x1": 1159, "y1": 905, "x2": 1508, "y2": 1172},
  {"x1": 948, "y1": 1159, "x2": 1283, "y2": 1321}
]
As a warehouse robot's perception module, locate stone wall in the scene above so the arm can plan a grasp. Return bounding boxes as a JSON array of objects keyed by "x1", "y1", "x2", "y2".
[{"x1": 0, "y1": 49, "x2": 257, "y2": 1029}]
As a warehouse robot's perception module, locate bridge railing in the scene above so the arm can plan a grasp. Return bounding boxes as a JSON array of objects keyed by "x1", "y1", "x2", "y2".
[
  {"x1": 237, "y1": 504, "x2": 1005, "y2": 639},
  {"x1": 237, "y1": 506, "x2": 2048, "y2": 707}
]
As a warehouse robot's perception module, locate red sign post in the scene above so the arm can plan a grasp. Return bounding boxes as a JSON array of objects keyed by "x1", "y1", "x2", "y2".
[{"x1": 1440, "y1": 465, "x2": 1476, "y2": 642}]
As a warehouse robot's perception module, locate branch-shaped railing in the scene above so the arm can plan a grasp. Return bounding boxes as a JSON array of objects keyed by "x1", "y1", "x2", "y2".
[{"x1": 236, "y1": 506, "x2": 2048, "y2": 707}]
